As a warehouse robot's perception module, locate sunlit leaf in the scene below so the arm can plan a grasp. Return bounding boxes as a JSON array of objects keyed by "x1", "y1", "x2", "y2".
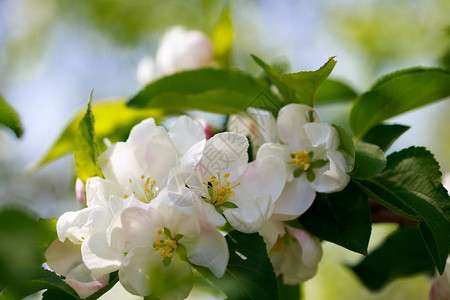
[
  {"x1": 279, "y1": 57, "x2": 337, "y2": 106},
  {"x1": 127, "y1": 68, "x2": 283, "y2": 114},
  {"x1": 315, "y1": 78, "x2": 358, "y2": 104},
  {"x1": 0, "y1": 94, "x2": 23, "y2": 138},
  {"x1": 29, "y1": 99, "x2": 164, "y2": 171},
  {"x1": 211, "y1": 4, "x2": 233, "y2": 68},
  {"x1": 350, "y1": 67, "x2": 450, "y2": 139}
]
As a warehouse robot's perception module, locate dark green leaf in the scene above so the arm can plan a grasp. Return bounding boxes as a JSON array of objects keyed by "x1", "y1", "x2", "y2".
[
  {"x1": 43, "y1": 289, "x2": 79, "y2": 300},
  {"x1": 349, "y1": 142, "x2": 386, "y2": 179},
  {"x1": 350, "y1": 226, "x2": 435, "y2": 291},
  {"x1": 196, "y1": 231, "x2": 278, "y2": 300},
  {"x1": 251, "y1": 54, "x2": 295, "y2": 101},
  {"x1": 315, "y1": 78, "x2": 358, "y2": 104},
  {"x1": 220, "y1": 201, "x2": 238, "y2": 209},
  {"x1": 73, "y1": 92, "x2": 103, "y2": 182},
  {"x1": 0, "y1": 94, "x2": 23, "y2": 138},
  {"x1": 0, "y1": 266, "x2": 79, "y2": 300},
  {"x1": 350, "y1": 67, "x2": 450, "y2": 139},
  {"x1": 211, "y1": 5, "x2": 233, "y2": 68},
  {"x1": 298, "y1": 181, "x2": 371, "y2": 255},
  {"x1": 279, "y1": 57, "x2": 337, "y2": 106},
  {"x1": 362, "y1": 124, "x2": 410, "y2": 151},
  {"x1": 277, "y1": 279, "x2": 300, "y2": 300},
  {"x1": 30, "y1": 99, "x2": 164, "y2": 171},
  {"x1": 355, "y1": 147, "x2": 450, "y2": 273},
  {"x1": 128, "y1": 69, "x2": 282, "y2": 115}
]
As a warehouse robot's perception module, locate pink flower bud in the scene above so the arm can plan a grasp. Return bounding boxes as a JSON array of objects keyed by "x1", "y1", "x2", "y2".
[{"x1": 75, "y1": 178, "x2": 87, "y2": 207}]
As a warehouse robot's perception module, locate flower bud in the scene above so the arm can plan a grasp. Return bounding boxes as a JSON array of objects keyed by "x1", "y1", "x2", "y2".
[{"x1": 75, "y1": 178, "x2": 87, "y2": 207}]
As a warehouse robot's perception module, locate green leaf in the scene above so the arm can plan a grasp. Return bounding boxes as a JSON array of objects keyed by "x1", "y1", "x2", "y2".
[
  {"x1": 298, "y1": 181, "x2": 372, "y2": 255},
  {"x1": 84, "y1": 271, "x2": 119, "y2": 300},
  {"x1": 36, "y1": 218, "x2": 58, "y2": 264},
  {"x1": 29, "y1": 99, "x2": 164, "y2": 171},
  {"x1": 349, "y1": 142, "x2": 386, "y2": 179},
  {"x1": 315, "y1": 78, "x2": 358, "y2": 104},
  {"x1": 211, "y1": 4, "x2": 233, "y2": 68},
  {"x1": 0, "y1": 266, "x2": 79, "y2": 299},
  {"x1": 279, "y1": 56, "x2": 337, "y2": 106},
  {"x1": 220, "y1": 201, "x2": 238, "y2": 209},
  {"x1": 350, "y1": 226, "x2": 435, "y2": 291},
  {"x1": 350, "y1": 67, "x2": 450, "y2": 139},
  {"x1": 355, "y1": 147, "x2": 450, "y2": 273},
  {"x1": 128, "y1": 69, "x2": 283, "y2": 115},
  {"x1": 362, "y1": 124, "x2": 410, "y2": 151},
  {"x1": 73, "y1": 92, "x2": 103, "y2": 182},
  {"x1": 277, "y1": 279, "x2": 300, "y2": 300},
  {"x1": 251, "y1": 54, "x2": 295, "y2": 101},
  {"x1": 0, "y1": 94, "x2": 23, "y2": 138},
  {"x1": 196, "y1": 231, "x2": 278, "y2": 300},
  {"x1": 332, "y1": 124, "x2": 355, "y2": 172}
]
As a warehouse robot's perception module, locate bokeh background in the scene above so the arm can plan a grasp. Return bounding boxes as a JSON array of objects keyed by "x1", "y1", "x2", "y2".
[{"x1": 1, "y1": 0, "x2": 449, "y2": 299}]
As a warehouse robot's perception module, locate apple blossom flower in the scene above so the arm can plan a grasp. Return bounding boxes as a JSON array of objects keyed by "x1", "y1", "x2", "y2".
[
  {"x1": 137, "y1": 26, "x2": 214, "y2": 85},
  {"x1": 256, "y1": 104, "x2": 353, "y2": 220},
  {"x1": 261, "y1": 222, "x2": 322, "y2": 285},
  {"x1": 98, "y1": 116, "x2": 204, "y2": 205},
  {"x1": 166, "y1": 132, "x2": 286, "y2": 233},
  {"x1": 103, "y1": 197, "x2": 228, "y2": 299},
  {"x1": 45, "y1": 239, "x2": 109, "y2": 299}
]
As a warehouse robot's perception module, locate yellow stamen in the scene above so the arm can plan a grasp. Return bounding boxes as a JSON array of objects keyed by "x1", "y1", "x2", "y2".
[
  {"x1": 204, "y1": 173, "x2": 240, "y2": 206},
  {"x1": 290, "y1": 149, "x2": 311, "y2": 171},
  {"x1": 153, "y1": 237, "x2": 178, "y2": 258}
]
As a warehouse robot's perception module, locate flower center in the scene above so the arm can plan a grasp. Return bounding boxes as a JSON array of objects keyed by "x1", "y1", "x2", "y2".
[
  {"x1": 204, "y1": 173, "x2": 240, "y2": 206},
  {"x1": 272, "y1": 235, "x2": 290, "y2": 253},
  {"x1": 290, "y1": 149, "x2": 311, "y2": 171},
  {"x1": 124, "y1": 175, "x2": 158, "y2": 203},
  {"x1": 153, "y1": 230, "x2": 178, "y2": 259}
]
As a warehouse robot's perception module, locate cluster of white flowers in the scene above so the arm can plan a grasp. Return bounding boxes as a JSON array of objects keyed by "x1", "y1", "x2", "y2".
[{"x1": 45, "y1": 104, "x2": 353, "y2": 299}]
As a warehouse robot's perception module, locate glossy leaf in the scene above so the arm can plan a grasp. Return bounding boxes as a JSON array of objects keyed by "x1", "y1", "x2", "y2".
[
  {"x1": 315, "y1": 78, "x2": 358, "y2": 104},
  {"x1": 279, "y1": 56, "x2": 337, "y2": 106},
  {"x1": 29, "y1": 99, "x2": 164, "y2": 171},
  {"x1": 355, "y1": 147, "x2": 450, "y2": 273},
  {"x1": 196, "y1": 231, "x2": 278, "y2": 300},
  {"x1": 277, "y1": 279, "x2": 300, "y2": 300},
  {"x1": 298, "y1": 181, "x2": 372, "y2": 255},
  {"x1": 350, "y1": 67, "x2": 450, "y2": 138},
  {"x1": 73, "y1": 93, "x2": 103, "y2": 182},
  {"x1": 350, "y1": 226, "x2": 435, "y2": 291},
  {"x1": 128, "y1": 68, "x2": 282, "y2": 114},
  {"x1": 349, "y1": 142, "x2": 386, "y2": 179},
  {"x1": 0, "y1": 94, "x2": 23, "y2": 138},
  {"x1": 362, "y1": 124, "x2": 410, "y2": 151}
]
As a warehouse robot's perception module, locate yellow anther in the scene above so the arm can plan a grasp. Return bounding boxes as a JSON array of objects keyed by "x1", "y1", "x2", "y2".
[
  {"x1": 141, "y1": 175, "x2": 145, "y2": 179},
  {"x1": 224, "y1": 173, "x2": 230, "y2": 179},
  {"x1": 290, "y1": 149, "x2": 311, "y2": 171},
  {"x1": 153, "y1": 236, "x2": 178, "y2": 259},
  {"x1": 204, "y1": 173, "x2": 240, "y2": 206},
  {"x1": 272, "y1": 236, "x2": 288, "y2": 253},
  {"x1": 158, "y1": 229, "x2": 163, "y2": 235},
  {"x1": 124, "y1": 194, "x2": 129, "y2": 199}
]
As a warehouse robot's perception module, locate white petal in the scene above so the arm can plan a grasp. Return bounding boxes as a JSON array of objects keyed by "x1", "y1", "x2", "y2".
[
  {"x1": 184, "y1": 224, "x2": 229, "y2": 277},
  {"x1": 180, "y1": 139, "x2": 206, "y2": 174},
  {"x1": 45, "y1": 239, "x2": 82, "y2": 276},
  {"x1": 57, "y1": 207, "x2": 111, "y2": 244},
  {"x1": 311, "y1": 150, "x2": 350, "y2": 193},
  {"x1": 119, "y1": 246, "x2": 193, "y2": 299},
  {"x1": 157, "y1": 202, "x2": 201, "y2": 239},
  {"x1": 259, "y1": 219, "x2": 286, "y2": 251},
  {"x1": 98, "y1": 142, "x2": 142, "y2": 189},
  {"x1": 126, "y1": 118, "x2": 158, "y2": 148},
  {"x1": 287, "y1": 226, "x2": 323, "y2": 268},
  {"x1": 273, "y1": 179, "x2": 315, "y2": 220},
  {"x1": 224, "y1": 195, "x2": 274, "y2": 233},
  {"x1": 235, "y1": 155, "x2": 286, "y2": 203},
  {"x1": 107, "y1": 206, "x2": 158, "y2": 252},
  {"x1": 136, "y1": 56, "x2": 160, "y2": 85},
  {"x1": 85, "y1": 177, "x2": 121, "y2": 208},
  {"x1": 277, "y1": 104, "x2": 320, "y2": 144},
  {"x1": 247, "y1": 107, "x2": 278, "y2": 143},
  {"x1": 303, "y1": 123, "x2": 339, "y2": 150},
  {"x1": 257, "y1": 143, "x2": 293, "y2": 182},
  {"x1": 196, "y1": 133, "x2": 249, "y2": 182},
  {"x1": 65, "y1": 264, "x2": 110, "y2": 299},
  {"x1": 169, "y1": 116, "x2": 206, "y2": 155},
  {"x1": 81, "y1": 232, "x2": 124, "y2": 280}
]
